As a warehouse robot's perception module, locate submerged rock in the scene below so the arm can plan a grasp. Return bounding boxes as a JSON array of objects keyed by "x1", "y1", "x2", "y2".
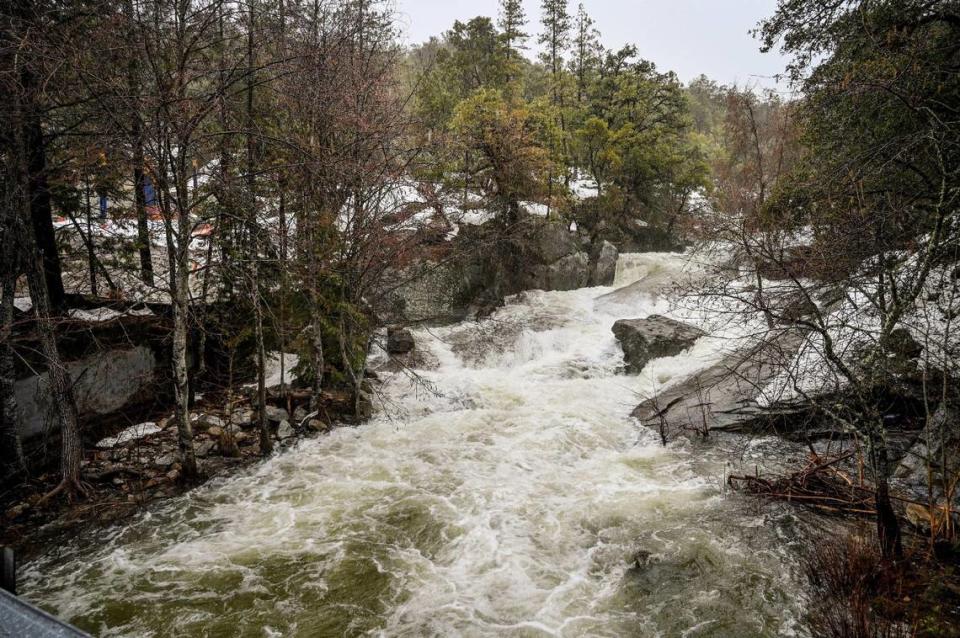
[
  {"x1": 612, "y1": 315, "x2": 704, "y2": 374},
  {"x1": 387, "y1": 327, "x2": 416, "y2": 355}
]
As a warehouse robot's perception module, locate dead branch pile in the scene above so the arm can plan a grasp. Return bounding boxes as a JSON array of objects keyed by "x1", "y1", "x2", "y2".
[{"x1": 728, "y1": 453, "x2": 877, "y2": 516}]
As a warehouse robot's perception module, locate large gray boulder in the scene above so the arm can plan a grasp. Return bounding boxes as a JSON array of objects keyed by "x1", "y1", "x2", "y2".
[
  {"x1": 591, "y1": 241, "x2": 619, "y2": 286},
  {"x1": 895, "y1": 404, "x2": 959, "y2": 492},
  {"x1": 612, "y1": 316, "x2": 704, "y2": 374},
  {"x1": 532, "y1": 252, "x2": 591, "y2": 291}
]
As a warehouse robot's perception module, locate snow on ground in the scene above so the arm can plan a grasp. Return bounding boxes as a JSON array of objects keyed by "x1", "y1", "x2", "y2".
[
  {"x1": 245, "y1": 352, "x2": 300, "y2": 391},
  {"x1": 95, "y1": 422, "x2": 161, "y2": 449}
]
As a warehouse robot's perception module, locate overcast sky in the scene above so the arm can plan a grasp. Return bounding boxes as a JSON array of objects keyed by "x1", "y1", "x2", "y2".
[{"x1": 394, "y1": 0, "x2": 791, "y2": 91}]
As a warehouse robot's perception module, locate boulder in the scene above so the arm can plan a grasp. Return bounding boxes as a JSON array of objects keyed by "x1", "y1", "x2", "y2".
[
  {"x1": 612, "y1": 316, "x2": 705, "y2": 374},
  {"x1": 895, "y1": 404, "x2": 959, "y2": 493},
  {"x1": 231, "y1": 410, "x2": 254, "y2": 427},
  {"x1": 207, "y1": 425, "x2": 224, "y2": 438},
  {"x1": 774, "y1": 293, "x2": 819, "y2": 324},
  {"x1": 532, "y1": 252, "x2": 590, "y2": 291},
  {"x1": 276, "y1": 420, "x2": 295, "y2": 440},
  {"x1": 195, "y1": 413, "x2": 225, "y2": 430},
  {"x1": 591, "y1": 241, "x2": 619, "y2": 286},
  {"x1": 387, "y1": 327, "x2": 416, "y2": 355},
  {"x1": 357, "y1": 391, "x2": 375, "y2": 420},
  {"x1": 293, "y1": 406, "x2": 308, "y2": 423},
  {"x1": 265, "y1": 405, "x2": 289, "y2": 424},
  {"x1": 153, "y1": 453, "x2": 176, "y2": 468},
  {"x1": 306, "y1": 419, "x2": 329, "y2": 433},
  {"x1": 532, "y1": 222, "x2": 581, "y2": 264},
  {"x1": 195, "y1": 439, "x2": 217, "y2": 458}
]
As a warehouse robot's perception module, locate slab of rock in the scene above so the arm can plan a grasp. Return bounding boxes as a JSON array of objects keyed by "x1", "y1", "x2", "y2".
[
  {"x1": 387, "y1": 327, "x2": 415, "y2": 355},
  {"x1": 591, "y1": 241, "x2": 619, "y2": 286},
  {"x1": 612, "y1": 316, "x2": 705, "y2": 374},
  {"x1": 195, "y1": 414, "x2": 225, "y2": 430},
  {"x1": 631, "y1": 333, "x2": 807, "y2": 440},
  {"x1": 95, "y1": 422, "x2": 161, "y2": 449}
]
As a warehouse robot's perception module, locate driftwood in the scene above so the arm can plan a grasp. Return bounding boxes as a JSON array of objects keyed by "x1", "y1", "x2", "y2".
[{"x1": 728, "y1": 452, "x2": 877, "y2": 516}]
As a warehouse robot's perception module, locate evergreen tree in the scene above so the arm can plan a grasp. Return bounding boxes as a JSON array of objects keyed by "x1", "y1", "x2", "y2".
[
  {"x1": 570, "y1": 3, "x2": 601, "y2": 104},
  {"x1": 499, "y1": 0, "x2": 528, "y2": 56},
  {"x1": 538, "y1": 0, "x2": 571, "y2": 104}
]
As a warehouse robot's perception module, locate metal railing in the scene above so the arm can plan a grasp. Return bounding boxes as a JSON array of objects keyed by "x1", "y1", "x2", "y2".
[{"x1": 0, "y1": 547, "x2": 90, "y2": 637}]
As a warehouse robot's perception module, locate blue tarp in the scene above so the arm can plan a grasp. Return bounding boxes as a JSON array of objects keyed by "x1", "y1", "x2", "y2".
[{"x1": 143, "y1": 176, "x2": 157, "y2": 206}]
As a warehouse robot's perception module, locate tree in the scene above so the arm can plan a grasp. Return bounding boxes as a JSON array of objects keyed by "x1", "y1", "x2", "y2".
[
  {"x1": 451, "y1": 89, "x2": 554, "y2": 224},
  {"x1": 706, "y1": 0, "x2": 960, "y2": 560},
  {"x1": 499, "y1": 0, "x2": 528, "y2": 78},
  {"x1": 569, "y1": 3, "x2": 601, "y2": 104}
]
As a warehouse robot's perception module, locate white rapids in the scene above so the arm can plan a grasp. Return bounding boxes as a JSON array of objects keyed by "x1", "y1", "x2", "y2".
[{"x1": 21, "y1": 252, "x2": 812, "y2": 637}]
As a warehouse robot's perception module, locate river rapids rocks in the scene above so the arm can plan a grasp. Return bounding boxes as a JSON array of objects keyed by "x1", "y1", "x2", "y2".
[
  {"x1": 20, "y1": 251, "x2": 813, "y2": 637},
  {"x1": 612, "y1": 315, "x2": 705, "y2": 374},
  {"x1": 383, "y1": 220, "x2": 619, "y2": 323}
]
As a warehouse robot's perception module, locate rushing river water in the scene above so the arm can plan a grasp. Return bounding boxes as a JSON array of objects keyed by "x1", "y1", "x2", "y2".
[{"x1": 22, "y1": 252, "x2": 814, "y2": 637}]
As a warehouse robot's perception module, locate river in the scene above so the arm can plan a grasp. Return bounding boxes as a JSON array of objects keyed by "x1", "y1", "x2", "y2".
[{"x1": 21, "y1": 252, "x2": 813, "y2": 637}]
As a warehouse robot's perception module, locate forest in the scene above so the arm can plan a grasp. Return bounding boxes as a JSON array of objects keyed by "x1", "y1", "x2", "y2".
[{"x1": 1, "y1": 0, "x2": 959, "y2": 636}]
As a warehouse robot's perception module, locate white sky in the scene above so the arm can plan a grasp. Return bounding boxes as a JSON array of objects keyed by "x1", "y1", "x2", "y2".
[{"x1": 394, "y1": 0, "x2": 792, "y2": 91}]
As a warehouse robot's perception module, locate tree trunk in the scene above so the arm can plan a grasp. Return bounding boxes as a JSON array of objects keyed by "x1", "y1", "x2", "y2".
[
  {"x1": 123, "y1": 0, "x2": 154, "y2": 286},
  {"x1": 165, "y1": 162, "x2": 198, "y2": 480},
  {"x1": 868, "y1": 428, "x2": 903, "y2": 560},
  {"x1": 246, "y1": 0, "x2": 272, "y2": 456},
  {"x1": 26, "y1": 250, "x2": 83, "y2": 494},
  {"x1": 84, "y1": 178, "x2": 98, "y2": 296},
  {"x1": 0, "y1": 259, "x2": 26, "y2": 480},
  {"x1": 22, "y1": 69, "x2": 65, "y2": 311}
]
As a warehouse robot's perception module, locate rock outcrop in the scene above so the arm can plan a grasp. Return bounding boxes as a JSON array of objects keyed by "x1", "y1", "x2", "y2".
[
  {"x1": 612, "y1": 316, "x2": 704, "y2": 374},
  {"x1": 387, "y1": 327, "x2": 416, "y2": 354},
  {"x1": 591, "y1": 240, "x2": 619, "y2": 286},
  {"x1": 631, "y1": 334, "x2": 807, "y2": 439}
]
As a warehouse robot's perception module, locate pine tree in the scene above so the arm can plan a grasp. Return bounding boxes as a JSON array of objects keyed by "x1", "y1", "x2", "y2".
[
  {"x1": 539, "y1": 0, "x2": 572, "y2": 203},
  {"x1": 570, "y1": 3, "x2": 601, "y2": 104},
  {"x1": 538, "y1": 0, "x2": 571, "y2": 101},
  {"x1": 499, "y1": 0, "x2": 528, "y2": 55}
]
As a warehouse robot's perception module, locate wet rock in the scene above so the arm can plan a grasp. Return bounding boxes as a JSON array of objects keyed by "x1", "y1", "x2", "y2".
[
  {"x1": 387, "y1": 327, "x2": 416, "y2": 355},
  {"x1": 306, "y1": 419, "x2": 329, "y2": 433},
  {"x1": 276, "y1": 420, "x2": 295, "y2": 439},
  {"x1": 532, "y1": 252, "x2": 590, "y2": 291},
  {"x1": 195, "y1": 440, "x2": 217, "y2": 458},
  {"x1": 231, "y1": 410, "x2": 254, "y2": 427},
  {"x1": 293, "y1": 406, "x2": 308, "y2": 423},
  {"x1": 265, "y1": 405, "x2": 289, "y2": 424},
  {"x1": 895, "y1": 404, "x2": 959, "y2": 493},
  {"x1": 154, "y1": 454, "x2": 176, "y2": 468},
  {"x1": 591, "y1": 241, "x2": 619, "y2": 286},
  {"x1": 612, "y1": 316, "x2": 705, "y2": 374},
  {"x1": 774, "y1": 293, "x2": 818, "y2": 324},
  {"x1": 196, "y1": 414, "x2": 225, "y2": 430},
  {"x1": 357, "y1": 392, "x2": 375, "y2": 420}
]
